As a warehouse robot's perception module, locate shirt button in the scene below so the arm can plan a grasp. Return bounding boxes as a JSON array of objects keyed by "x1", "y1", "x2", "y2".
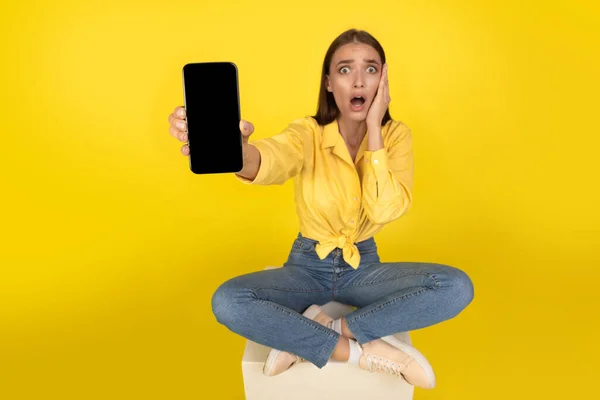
[
  {"x1": 349, "y1": 219, "x2": 354, "y2": 224},
  {"x1": 353, "y1": 196, "x2": 358, "y2": 201}
]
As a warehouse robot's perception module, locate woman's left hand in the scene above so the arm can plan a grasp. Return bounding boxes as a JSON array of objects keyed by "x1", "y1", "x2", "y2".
[{"x1": 366, "y1": 63, "x2": 390, "y2": 128}]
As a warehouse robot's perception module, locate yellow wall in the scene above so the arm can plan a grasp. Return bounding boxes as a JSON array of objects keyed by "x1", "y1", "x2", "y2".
[{"x1": 1, "y1": 0, "x2": 598, "y2": 398}]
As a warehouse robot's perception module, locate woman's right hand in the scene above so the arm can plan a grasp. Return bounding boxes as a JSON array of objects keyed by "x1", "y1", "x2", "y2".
[{"x1": 168, "y1": 106, "x2": 254, "y2": 156}]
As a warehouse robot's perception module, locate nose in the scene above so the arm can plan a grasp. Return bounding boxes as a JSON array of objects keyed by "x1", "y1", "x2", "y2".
[{"x1": 353, "y1": 72, "x2": 365, "y2": 88}]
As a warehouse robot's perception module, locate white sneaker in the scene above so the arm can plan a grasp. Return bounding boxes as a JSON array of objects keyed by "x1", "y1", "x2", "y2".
[
  {"x1": 263, "y1": 305, "x2": 334, "y2": 376},
  {"x1": 358, "y1": 335, "x2": 436, "y2": 389}
]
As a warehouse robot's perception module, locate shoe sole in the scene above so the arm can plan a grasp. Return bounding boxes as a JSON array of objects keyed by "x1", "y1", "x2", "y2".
[
  {"x1": 263, "y1": 305, "x2": 322, "y2": 376},
  {"x1": 302, "y1": 304, "x2": 323, "y2": 320},
  {"x1": 380, "y1": 335, "x2": 436, "y2": 389},
  {"x1": 263, "y1": 348, "x2": 282, "y2": 376}
]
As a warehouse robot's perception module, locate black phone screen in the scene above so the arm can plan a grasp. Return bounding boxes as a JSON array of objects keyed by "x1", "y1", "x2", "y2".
[{"x1": 182, "y1": 62, "x2": 243, "y2": 174}]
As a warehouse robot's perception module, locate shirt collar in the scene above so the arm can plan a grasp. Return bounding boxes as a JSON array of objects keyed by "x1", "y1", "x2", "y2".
[
  {"x1": 321, "y1": 118, "x2": 370, "y2": 166},
  {"x1": 321, "y1": 119, "x2": 340, "y2": 149}
]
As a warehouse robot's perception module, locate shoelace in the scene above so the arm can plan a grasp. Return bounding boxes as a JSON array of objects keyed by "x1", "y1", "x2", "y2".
[{"x1": 364, "y1": 354, "x2": 404, "y2": 377}]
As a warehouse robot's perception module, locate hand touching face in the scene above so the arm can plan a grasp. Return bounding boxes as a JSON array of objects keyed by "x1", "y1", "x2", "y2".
[{"x1": 326, "y1": 43, "x2": 384, "y2": 122}]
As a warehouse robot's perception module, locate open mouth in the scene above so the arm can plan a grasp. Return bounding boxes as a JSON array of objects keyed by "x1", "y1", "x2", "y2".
[
  {"x1": 350, "y1": 96, "x2": 366, "y2": 106},
  {"x1": 350, "y1": 95, "x2": 366, "y2": 111}
]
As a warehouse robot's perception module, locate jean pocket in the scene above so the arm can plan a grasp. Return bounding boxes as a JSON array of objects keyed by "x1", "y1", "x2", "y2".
[
  {"x1": 291, "y1": 239, "x2": 315, "y2": 254},
  {"x1": 359, "y1": 248, "x2": 378, "y2": 255}
]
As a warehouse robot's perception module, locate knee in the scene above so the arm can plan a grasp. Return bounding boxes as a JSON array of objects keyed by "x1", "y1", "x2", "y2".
[
  {"x1": 210, "y1": 283, "x2": 229, "y2": 325},
  {"x1": 455, "y1": 268, "x2": 474, "y2": 306},
  {"x1": 439, "y1": 265, "x2": 475, "y2": 314},
  {"x1": 211, "y1": 281, "x2": 253, "y2": 327}
]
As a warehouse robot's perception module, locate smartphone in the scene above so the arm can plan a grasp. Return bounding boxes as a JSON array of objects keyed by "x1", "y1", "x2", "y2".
[{"x1": 182, "y1": 62, "x2": 243, "y2": 174}]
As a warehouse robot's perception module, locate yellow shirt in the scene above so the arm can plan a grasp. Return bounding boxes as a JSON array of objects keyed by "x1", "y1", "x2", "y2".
[{"x1": 236, "y1": 116, "x2": 414, "y2": 268}]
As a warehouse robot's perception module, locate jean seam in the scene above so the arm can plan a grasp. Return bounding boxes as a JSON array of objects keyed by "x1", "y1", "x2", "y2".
[
  {"x1": 252, "y1": 286, "x2": 329, "y2": 294},
  {"x1": 290, "y1": 250, "x2": 315, "y2": 255},
  {"x1": 254, "y1": 298, "x2": 339, "y2": 337},
  {"x1": 346, "y1": 321, "x2": 368, "y2": 345},
  {"x1": 337, "y1": 272, "x2": 439, "y2": 291},
  {"x1": 315, "y1": 332, "x2": 341, "y2": 367},
  {"x1": 346, "y1": 286, "x2": 434, "y2": 326},
  {"x1": 358, "y1": 251, "x2": 377, "y2": 256},
  {"x1": 296, "y1": 241, "x2": 315, "y2": 253},
  {"x1": 332, "y1": 267, "x2": 337, "y2": 298}
]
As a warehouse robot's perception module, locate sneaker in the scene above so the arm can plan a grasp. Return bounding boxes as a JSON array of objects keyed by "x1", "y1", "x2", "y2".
[
  {"x1": 358, "y1": 336, "x2": 436, "y2": 389},
  {"x1": 263, "y1": 304, "x2": 334, "y2": 376}
]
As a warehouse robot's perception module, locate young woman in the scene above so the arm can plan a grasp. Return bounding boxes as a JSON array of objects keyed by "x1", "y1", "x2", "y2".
[{"x1": 167, "y1": 29, "x2": 474, "y2": 389}]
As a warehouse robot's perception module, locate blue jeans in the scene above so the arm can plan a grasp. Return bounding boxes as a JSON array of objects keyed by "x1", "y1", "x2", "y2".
[{"x1": 211, "y1": 233, "x2": 474, "y2": 368}]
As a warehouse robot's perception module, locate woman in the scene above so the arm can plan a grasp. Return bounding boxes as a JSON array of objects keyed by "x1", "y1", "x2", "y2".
[{"x1": 167, "y1": 29, "x2": 474, "y2": 389}]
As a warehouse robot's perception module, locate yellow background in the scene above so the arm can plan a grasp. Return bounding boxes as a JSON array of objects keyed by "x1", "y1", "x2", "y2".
[{"x1": 1, "y1": 0, "x2": 599, "y2": 398}]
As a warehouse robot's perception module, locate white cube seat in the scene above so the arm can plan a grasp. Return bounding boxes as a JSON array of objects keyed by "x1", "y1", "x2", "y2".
[{"x1": 241, "y1": 266, "x2": 415, "y2": 400}]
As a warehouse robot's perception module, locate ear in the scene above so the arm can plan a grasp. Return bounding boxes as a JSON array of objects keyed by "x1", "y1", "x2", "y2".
[{"x1": 326, "y1": 76, "x2": 332, "y2": 92}]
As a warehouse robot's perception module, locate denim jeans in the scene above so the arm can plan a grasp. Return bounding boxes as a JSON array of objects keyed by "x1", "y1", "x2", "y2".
[{"x1": 211, "y1": 233, "x2": 474, "y2": 369}]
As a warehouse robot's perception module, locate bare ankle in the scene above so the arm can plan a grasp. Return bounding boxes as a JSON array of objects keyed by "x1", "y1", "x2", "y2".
[
  {"x1": 341, "y1": 317, "x2": 355, "y2": 340},
  {"x1": 330, "y1": 336, "x2": 350, "y2": 361}
]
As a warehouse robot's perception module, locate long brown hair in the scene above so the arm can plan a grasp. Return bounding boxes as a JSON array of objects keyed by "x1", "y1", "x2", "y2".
[{"x1": 312, "y1": 29, "x2": 392, "y2": 126}]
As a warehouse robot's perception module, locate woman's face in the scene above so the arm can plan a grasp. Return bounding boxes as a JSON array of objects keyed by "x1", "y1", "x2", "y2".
[{"x1": 326, "y1": 43, "x2": 383, "y2": 122}]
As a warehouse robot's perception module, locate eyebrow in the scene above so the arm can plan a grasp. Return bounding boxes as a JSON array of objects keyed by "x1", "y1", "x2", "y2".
[{"x1": 336, "y1": 58, "x2": 380, "y2": 66}]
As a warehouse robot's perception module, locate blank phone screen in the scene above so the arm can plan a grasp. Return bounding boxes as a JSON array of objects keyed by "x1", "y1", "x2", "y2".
[{"x1": 182, "y1": 62, "x2": 243, "y2": 174}]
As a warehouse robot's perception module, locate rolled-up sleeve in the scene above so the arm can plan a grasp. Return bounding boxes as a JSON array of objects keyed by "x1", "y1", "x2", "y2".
[
  {"x1": 235, "y1": 117, "x2": 311, "y2": 185},
  {"x1": 361, "y1": 122, "x2": 414, "y2": 224}
]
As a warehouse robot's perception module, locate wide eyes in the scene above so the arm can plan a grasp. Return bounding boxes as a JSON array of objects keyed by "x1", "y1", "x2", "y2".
[{"x1": 339, "y1": 66, "x2": 378, "y2": 74}]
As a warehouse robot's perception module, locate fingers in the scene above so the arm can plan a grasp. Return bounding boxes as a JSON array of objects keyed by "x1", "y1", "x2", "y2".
[
  {"x1": 385, "y1": 64, "x2": 389, "y2": 86},
  {"x1": 175, "y1": 118, "x2": 186, "y2": 132},
  {"x1": 169, "y1": 106, "x2": 189, "y2": 157},
  {"x1": 239, "y1": 119, "x2": 254, "y2": 137},
  {"x1": 373, "y1": 63, "x2": 387, "y2": 101},
  {"x1": 169, "y1": 105, "x2": 187, "y2": 142},
  {"x1": 382, "y1": 64, "x2": 390, "y2": 103},
  {"x1": 168, "y1": 114, "x2": 187, "y2": 129},
  {"x1": 175, "y1": 106, "x2": 186, "y2": 118},
  {"x1": 169, "y1": 124, "x2": 188, "y2": 142},
  {"x1": 168, "y1": 107, "x2": 186, "y2": 123},
  {"x1": 181, "y1": 144, "x2": 189, "y2": 156}
]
